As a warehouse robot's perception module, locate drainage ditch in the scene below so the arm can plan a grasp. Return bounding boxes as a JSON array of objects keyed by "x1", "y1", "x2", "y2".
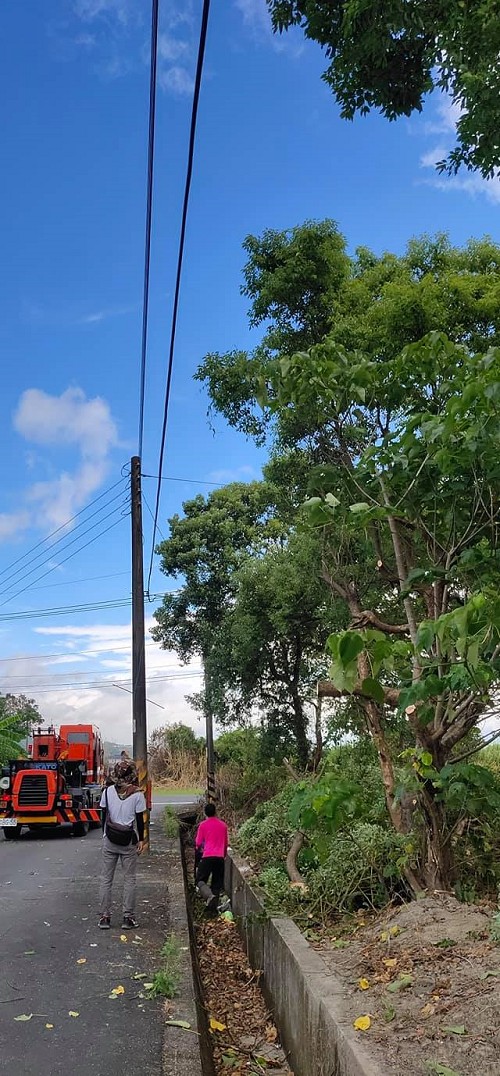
[{"x1": 179, "y1": 822, "x2": 293, "y2": 1076}]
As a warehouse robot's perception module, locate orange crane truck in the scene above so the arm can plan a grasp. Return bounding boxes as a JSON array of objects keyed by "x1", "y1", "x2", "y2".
[{"x1": 0, "y1": 723, "x2": 104, "y2": 840}]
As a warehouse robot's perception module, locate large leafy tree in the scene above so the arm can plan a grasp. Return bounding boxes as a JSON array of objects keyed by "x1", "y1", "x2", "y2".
[
  {"x1": 207, "y1": 532, "x2": 341, "y2": 766},
  {"x1": 196, "y1": 223, "x2": 500, "y2": 891},
  {"x1": 267, "y1": 0, "x2": 500, "y2": 176},
  {"x1": 152, "y1": 482, "x2": 284, "y2": 731},
  {"x1": 198, "y1": 225, "x2": 500, "y2": 452}
]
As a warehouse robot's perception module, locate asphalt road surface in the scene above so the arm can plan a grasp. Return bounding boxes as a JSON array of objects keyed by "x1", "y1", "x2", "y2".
[{"x1": 0, "y1": 800, "x2": 193, "y2": 1076}]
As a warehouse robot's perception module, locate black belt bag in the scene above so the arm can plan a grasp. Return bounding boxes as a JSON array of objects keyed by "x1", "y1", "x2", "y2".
[{"x1": 105, "y1": 788, "x2": 134, "y2": 847}]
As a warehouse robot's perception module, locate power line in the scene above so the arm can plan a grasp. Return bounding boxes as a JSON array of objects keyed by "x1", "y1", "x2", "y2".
[
  {"x1": 0, "y1": 662, "x2": 199, "y2": 681},
  {"x1": 147, "y1": 0, "x2": 211, "y2": 596},
  {"x1": 138, "y1": 0, "x2": 159, "y2": 459},
  {"x1": 143, "y1": 490, "x2": 166, "y2": 542},
  {"x1": 0, "y1": 642, "x2": 160, "y2": 663},
  {"x1": 7, "y1": 671, "x2": 201, "y2": 693},
  {"x1": 0, "y1": 475, "x2": 127, "y2": 585},
  {"x1": 0, "y1": 593, "x2": 165, "y2": 624},
  {"x1": 0, "y1": 504, "x2": 130, "y2": 609},
  {"x1": 29, "y1": 570, "x2": 130, "y2": 592},
  {"x1": 0, "y1": 486, "x2": 129, "y2": 599},
  {"x1": 142, "y1": 473, "x2": 222, "y2": 487}
]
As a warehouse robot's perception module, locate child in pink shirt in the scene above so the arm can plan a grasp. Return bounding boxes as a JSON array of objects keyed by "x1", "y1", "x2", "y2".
[{"x1": 195, "y1": 802, "x2": 229, "y2": 912}]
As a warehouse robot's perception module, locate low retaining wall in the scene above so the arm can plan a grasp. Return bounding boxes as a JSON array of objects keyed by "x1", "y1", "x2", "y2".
[{"x1": 225, "y1": 854, "x2": 382, "y2": 1076}]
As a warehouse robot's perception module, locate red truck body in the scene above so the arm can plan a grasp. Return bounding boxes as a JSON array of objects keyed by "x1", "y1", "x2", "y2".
[{"x1": 0, "y1": 723, "x2": 105, "y2": 840}]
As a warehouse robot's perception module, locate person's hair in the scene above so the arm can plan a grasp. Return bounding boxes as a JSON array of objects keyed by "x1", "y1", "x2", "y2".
[{"x1": 204, "y1": 802, "x2": 216, "y2": 817}]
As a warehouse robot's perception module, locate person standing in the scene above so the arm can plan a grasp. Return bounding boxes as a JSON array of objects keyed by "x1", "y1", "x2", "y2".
[
  {"x1": 98, "y1": 760, "x2": 146, "y2": 930},
  {"x1": 195, "y1": 802, "x2": 229, "y2": 912}
]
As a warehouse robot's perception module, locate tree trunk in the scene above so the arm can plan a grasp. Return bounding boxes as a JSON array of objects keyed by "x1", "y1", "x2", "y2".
[
  {"x1": 290, "y1": 692, "x2": 309, "y2": 770},
  {"x1": 420, "y1": 783, "x2": 455, "y2": 891}
]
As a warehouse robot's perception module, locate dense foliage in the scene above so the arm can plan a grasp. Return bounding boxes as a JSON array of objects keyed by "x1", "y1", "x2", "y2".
[{"x1": 267, "y1": 0, "x2": 500, "y2": 176}]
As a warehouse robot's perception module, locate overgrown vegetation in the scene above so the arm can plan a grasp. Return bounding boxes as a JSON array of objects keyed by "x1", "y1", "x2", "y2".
[
  {"x1": 147, "y1": 934, "x2": 181, "y2": 999},
  {"x1": 0, "y1": 694, "x2": 40, "y2": 764},
  {"x1": 148, "y1": 723, "x2": 205, "y2": 788},
  {"x1": 154, "y1": 222, "x2": 500, "y2": 900}
]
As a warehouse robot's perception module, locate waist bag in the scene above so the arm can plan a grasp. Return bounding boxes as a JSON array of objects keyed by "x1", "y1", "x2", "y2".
[{"x1": 105, "y1": 787, "x2": 134, "y2": 847}]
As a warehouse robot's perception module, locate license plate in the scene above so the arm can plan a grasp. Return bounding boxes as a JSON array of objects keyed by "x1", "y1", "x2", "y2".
[{"x1": 0, "y1": 818, "x2": 18, "y2": 827}]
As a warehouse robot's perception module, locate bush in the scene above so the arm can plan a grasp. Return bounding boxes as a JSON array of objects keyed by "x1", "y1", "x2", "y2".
[{"x1": 237, "y1": 782, "x2": 297, "y2": 864}]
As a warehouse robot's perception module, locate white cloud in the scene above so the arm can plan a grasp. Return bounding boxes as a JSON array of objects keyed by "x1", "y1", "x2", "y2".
[
  {"x1": 0, "y1": 511, "x2": 30, "y2": 542},
  {"x1": 418, "y1": 93, "x2": 500, "y2": 204},
  {"x1": 14, "y1": 616, "x2": 206, "y2": 743},
  {"x1": 207, "y1": 464, "x2": 259, "y2": 483},
  {"x1": 0, "y1": 387, "x2": 119, "y2": 541},
  {"x1": 234, "y1": 0, "x2": 304, "y2": 55},
  {"x1": 235, "y1": 0, "x2": 271, "y2": 33},
  {"x1": 158, "y1": 32, "x2": 190, "y2": 62},
  {"x1": 73, "y1": 0, "x2": 136, "y2": 25},
  {"x1": 159, "y1": 65, "x2": 195, "y2": 95}
]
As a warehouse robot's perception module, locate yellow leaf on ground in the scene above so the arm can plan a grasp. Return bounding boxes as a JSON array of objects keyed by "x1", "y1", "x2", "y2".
[
  {"x1": 380, "y1": 931, "x2": 388, "y2": 941},
  {"x1": 68, "y1": 1011, "x2": 79, "y2": 1018},
  {"x1": 111, "y1": 985, "x2": 125, "y2": 996},
  {"x1": 358, "y1": 978, "x2": 370, "y2": 990},
  {"x1": 421, "y1": 1003, "x2": 435, "y2": 1018},
  {"x1": 353, "y1": 1015, "x2": 371, "y2": 1031},
  {"x1": 120, "y1": 934, "x2": 127, "y2": 942},
  {"x1": 45, "y1": 1024, "x2": 54, "y2": 1029},
  {"x1": 76, "y1": 958, "x2": 87, "y2": 965},
  {"x1": 389, "y1": 926, "x2": 401, "y2": 937},
  {"x1": 210, "y1": 1017, "x2": 227, "y2": 1032},
  {"x1": 14, "y1": 1014, "x2": 33, "y2": 1022},
  {"x1": 383, "y1": 958, "x2": 397, "y2": 968}
]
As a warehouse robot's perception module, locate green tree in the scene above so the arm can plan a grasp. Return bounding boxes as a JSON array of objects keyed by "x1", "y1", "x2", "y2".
[
  {"x1": 0, "y1": 694, "x2": 39, "y2": 763},
  {"x1": 208, "y1": 531, "x2": 341, "y2": 766},
  {"x1": 196, "y1": 223, "x2": 500, "y2": 891},
  {"x1": 267, "y1": 0, "x2": 500, "y2": 176},
  {"x1": 152, "y1": 482, "x2": 284, "y2": 733},
  {"x1": 197, "y1": 227, "x2": 500, "y2": 453}
]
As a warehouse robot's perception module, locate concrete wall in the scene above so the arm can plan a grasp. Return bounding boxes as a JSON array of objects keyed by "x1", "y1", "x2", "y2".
[{"x1": 225, "y1": 854, "x2": 382, "y2": 1076}]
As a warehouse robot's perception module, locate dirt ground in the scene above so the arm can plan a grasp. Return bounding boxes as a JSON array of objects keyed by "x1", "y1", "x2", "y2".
[
  {"x1": 195, "y1": 914, "x2": 293, "y2": 1075},
  {"x1": 316, "y1": 893, "x2": 500, "y2": 1076}
]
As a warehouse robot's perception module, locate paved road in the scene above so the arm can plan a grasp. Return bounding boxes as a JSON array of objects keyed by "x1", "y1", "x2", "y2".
[{"x1": 0, "y1": 800, "x2": 194, "y2": 1075}]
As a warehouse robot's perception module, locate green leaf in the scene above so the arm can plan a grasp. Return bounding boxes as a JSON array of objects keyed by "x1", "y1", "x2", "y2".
[
  {"x1": 425, "y1": 1063, "x2": 461, "y2": 1076},
  {"x1": 361, "y1": 677, "x2": 385, "y2": 703},
  {"x1": 338, "y1": 631, "x2": 364, "y2": 667},
  {"x1": 387, "y1": 974, "x2": 413, "y2": 993},
  {"x1": 349, "y1": 502, "x2": 371, "y2": 514},
  {"x1": 441, "y1": 1024, "x2": 467, "y2": 1036}
]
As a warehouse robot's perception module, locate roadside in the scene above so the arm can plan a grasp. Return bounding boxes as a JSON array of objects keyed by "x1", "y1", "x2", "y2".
[{"x1": 0, "y1": 805, "x2": 201, "y2": 1076}]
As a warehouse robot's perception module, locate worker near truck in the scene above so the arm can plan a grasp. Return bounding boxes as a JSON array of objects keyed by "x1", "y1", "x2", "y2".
[{"x1": 98, "y1": 760, "x2": 146, "y2": 930}]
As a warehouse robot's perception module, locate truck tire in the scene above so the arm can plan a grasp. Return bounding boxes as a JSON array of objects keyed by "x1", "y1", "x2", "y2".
[
  {"x1": 3, "y1": 824, "x2": 21, "y2": 840},
  {"x1": 72, "y1": 820, "x2": 89, "y2": 837}
]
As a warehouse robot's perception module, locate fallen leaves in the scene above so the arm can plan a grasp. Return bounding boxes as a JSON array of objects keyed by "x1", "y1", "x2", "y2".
[
  {"x1": 387, "y1": 973, "x2": 413, "y2": 993},
  {"x1": 357, "y1": 978, "x2": 370, "y2": 990},
  {"x1": 210, "y1": 1017, "x2": 227, "y2": 1032},
  {"x1": 68, "y1": 1011, "x2": 79, "y2": 1018},
  {"x1": 14, "y1": 1014, "x2": 33, "y2": 1022},
  {"x1": 441, "y1": 1024, "x2": 467, "y2": 1036},
  {"x1": 353, "y1": 1014, "x2": 371, "y2": 1031},
  {"x1": 76, "y1": 958, "x2": 87, "y2": 965}
]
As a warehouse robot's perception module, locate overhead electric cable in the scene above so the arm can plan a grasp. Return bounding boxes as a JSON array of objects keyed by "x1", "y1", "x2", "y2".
[
  {"x1": 0, "y1": 502, "x2": 130, "y2": 608},
  {"x1": 0, "y1": 475, "x2": 127, "y2": 584},
  {"x1": 0, "y1": 593, "x2": 165, "y2": 624},
  {"x1": 138, "y1": 0, "x2": 160, "y2": 459},
  {"x1": 0, "y1": 486, "x2": 129, "y2": 596},
  {"x1": 142, "y1": 473, "x2": 222, "y2": 486},
  {"x1": 0, "y1": 642, "x2": 161, "y2": 663},
  {"x1": 146, "y1": 0, "x2": 211, "y2": 596}
]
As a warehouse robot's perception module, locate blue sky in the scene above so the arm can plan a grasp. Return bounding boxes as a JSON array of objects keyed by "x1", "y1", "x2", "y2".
[{"x1": 0, "y1": 0, "x2": 498, "y2": 744}]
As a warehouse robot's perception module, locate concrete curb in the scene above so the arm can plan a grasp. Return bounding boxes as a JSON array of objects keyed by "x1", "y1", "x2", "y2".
[
  {"x1": 225, "y1": 853, "x2": 384, "y2": 1076},
  {"x1": 152, "y1": 830, "x2": 204, "y2": 1076}
]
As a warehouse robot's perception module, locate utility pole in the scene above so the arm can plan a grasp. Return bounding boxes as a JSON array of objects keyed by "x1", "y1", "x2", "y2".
[
  {"x1": 204, "y1": 657, "x2": 216, "y2": 802},
  {"x1": 131, "y1": 456, "x2": 149, "y2": 848}
]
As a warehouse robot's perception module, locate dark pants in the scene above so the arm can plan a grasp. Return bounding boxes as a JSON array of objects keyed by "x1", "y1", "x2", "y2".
[{"x1": 196, "y1": 855, "x2": 225, "y2": 902}]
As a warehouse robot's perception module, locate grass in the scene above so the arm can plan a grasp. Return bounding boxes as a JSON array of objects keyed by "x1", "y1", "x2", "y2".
[
  {"x1": 147, "y1": 933, "x2": 182, "y2": 998},
  {"x1": 153, "y1": 785, "x2": 203, "y2": 797},
  {"x1": 163, "y1": 806, "x2": 180, "y2": 838}
]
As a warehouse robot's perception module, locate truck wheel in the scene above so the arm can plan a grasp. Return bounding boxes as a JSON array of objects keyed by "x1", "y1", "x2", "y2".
[
  {"x1": 73, "y1": 820, "x2": 89, "y2": 837},
  {"x1": 3, "y1": 824, "x2": 21, "y2": 840}
]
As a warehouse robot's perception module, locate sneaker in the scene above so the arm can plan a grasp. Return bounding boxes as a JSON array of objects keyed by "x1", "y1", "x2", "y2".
[
  {"x1": 205, "y1": 895, "x2": 218, "y2": 913},
  {"x1": 98, "y1": 915, "x2": 111, "y2": 930},
  {"x1": 121, "y1": 915, "x2": 138, "y2": 929}
]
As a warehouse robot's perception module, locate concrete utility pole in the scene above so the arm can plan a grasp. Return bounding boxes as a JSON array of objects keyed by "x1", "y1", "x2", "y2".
[
  {"x1": 204, "y1": 659, "x2": 216, "y2": 802},
  {"x1": 131, "y1": 456, "x2": 149, "y2": 848}
]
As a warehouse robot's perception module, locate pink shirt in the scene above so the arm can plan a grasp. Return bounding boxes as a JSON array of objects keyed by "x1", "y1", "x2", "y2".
[{"x1": 195, "y1": 816, "x2": 228, "y2": 859}]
